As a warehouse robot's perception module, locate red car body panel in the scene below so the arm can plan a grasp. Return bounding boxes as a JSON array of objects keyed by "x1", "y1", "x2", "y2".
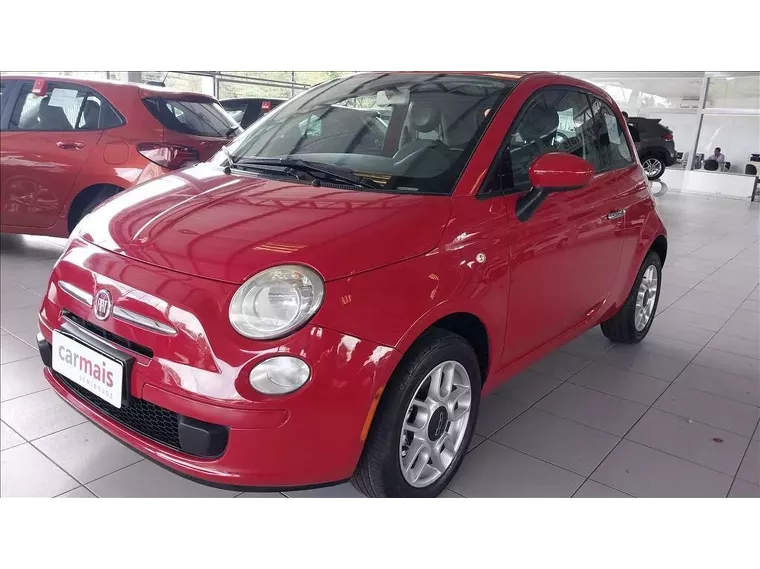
[
  {"x1": 0, "y1": 75, "x2": 234, "y2": 238},
  {"x1": 37, "y1": 72, "x2": 667, "y2": 488}
]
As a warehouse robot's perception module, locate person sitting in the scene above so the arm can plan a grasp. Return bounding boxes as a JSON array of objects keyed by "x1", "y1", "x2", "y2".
[{"x1": 708, "y1": 147, "x2": 726, "y2": 169}]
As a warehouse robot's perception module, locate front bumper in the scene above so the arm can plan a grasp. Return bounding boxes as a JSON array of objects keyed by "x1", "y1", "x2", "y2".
[{"x1": 38, "y1": 241, "x2": 401, "y2": 489}]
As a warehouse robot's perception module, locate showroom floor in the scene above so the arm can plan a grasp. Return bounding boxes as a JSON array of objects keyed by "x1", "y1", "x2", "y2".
[{"x1": 1, "y1": 191, "x2": 758, "y2": 498}]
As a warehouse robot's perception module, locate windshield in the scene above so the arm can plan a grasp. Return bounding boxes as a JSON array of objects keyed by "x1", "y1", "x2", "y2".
[{"x1": 212, "y1": 73, "x2": 515, "y2": 194}]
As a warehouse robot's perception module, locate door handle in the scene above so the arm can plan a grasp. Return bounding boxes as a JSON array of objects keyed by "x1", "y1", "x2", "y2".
[
  {"x1": 606, "y1": 209, "x2": 626, "y2": 220},
  {"x1": 56, "y1": 141, "x2": 86, "y2": 150}
]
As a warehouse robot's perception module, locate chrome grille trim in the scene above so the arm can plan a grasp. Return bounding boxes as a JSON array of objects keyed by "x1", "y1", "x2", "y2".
[
  {"x1": 112, "y1": 307, "x2": 177, "y2": 336},
  {"x1": 58, "y1": 281, "x2": 93, "y2": 307}
]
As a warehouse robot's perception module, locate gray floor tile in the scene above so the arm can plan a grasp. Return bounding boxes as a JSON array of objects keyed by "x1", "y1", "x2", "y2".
[
  {"x1": 33, "y1": 422, "x2": 142, "y2": 483},
  {"x1": 559, "y1": 334, "x2": 615, "y2": 360},
  {"x1": 438, "y1": 488, "x2": 470, "y2": 504},
  {"x1": 1, "y1": 356, "x2": 49, "y2": 402},
  {"x1": 0, "y1": 306, "x2": 42, "y2": 347},
  {"x1": 706, "y1": 332, "x2": 760, "y2": 360},
  {"x1": 535, "y1": 383, "x2": 648, "y2": 436},
  {"x1": 58, "y1": 486, "x2": 97, "y2": 498},
  {"x1": 741, "y1": 299, "x2": 760, "y2": 313},
  {"x1": 671, "y1": 296, "x2": 738, "y2": 320},
  {"x1": 677, "y1": 290, "x2": 746, "y2": 311},
  {"x1": 736, "y1": 441, "x2": 759, "y2": 485},
  {"x1": 573, "y1": 480, "x2": 631, "y2": 498},
  {"x1": 727, "y1": 479, "x2": 760, "y2": 498},
  {"x1": 86, "y1": 460, "x2": 237, "y2": 497},
  {"x1": 449, "y1": 440, "x2": 584, "y2": 497},
  {"x1": 754, "y1": 424, "x2": 760, "y2": 442},
  {"x1": 720, "y1": 318, "x2": 759, "y2": 343},
  {"x1": 468, "y1": 433, "x2": 485, "y2": 452},
  {"x1": 529, "y1": 351, "x2": 590, "y2": 381},
  {"x1": 494, "y1": 369, "x2": 562, "y2": 406},
  {"x1": 0, "y1": 283, "x2": 43, "y2": 311},
  {"x1": 675, "y1": 364, "x2": 759, "y2": 405},
  {"x1": 591, "y1": 440, "x2": 733, "y2": 497},
  {"x1": 655, "y1": 308, "x2": 728, "y2": 333},
  {"x1": 0, "y1": 420, "x2": 24, "y2": 450},
  {"x1": 649, "y1": 317, "x2": 716, "y2": 346},
  {"x1": 627, "y1": 334, "x2": 705, "y2": 362},
  {"x1": 656, "y1": 284, "x2": 692, "y2": 310},
  {"x1": 0, "y1": 389, "x2": 86, "y2": 440},
  {"x1": 627, "y1": 408, "x2": 750, "y2": 476},
  {"x1": 492, "y1": 408, "x2": 619, "y2": 476},
  {"x1": 730, "y1": 309, "x2": 760, "y2": 325},
  {"x1": 596, "y1": 348, "x2": 688, "y2": 381},
  {"x1": 693, "y1": 348, "x2": 759, "y2": 380},
  {"x1": 474, "y1": 395, "x2": 527, "y2": 437},
  {"x1": 569, "y1": 362, "x2": 670, "y2": 405},
  {"x1": 237, "y1": 491, "x2": 287, "y2": 498},
  {"x1": 655, "y1": 384, "x2": 760, "y2": 437},
  {"x1": 1, "y1": 443, "x2": 79, "y2": 497},
  {"x1": 285, "y1": 482, "x2": 365, "y2": 498},
  {"x1": 0, "y1": 335, "x2": 37, "y2": 365}
]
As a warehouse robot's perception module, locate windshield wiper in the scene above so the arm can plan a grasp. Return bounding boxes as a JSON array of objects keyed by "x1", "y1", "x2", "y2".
[{"x1": 233, "y1": 157, "x2": 381, "y2": 189}]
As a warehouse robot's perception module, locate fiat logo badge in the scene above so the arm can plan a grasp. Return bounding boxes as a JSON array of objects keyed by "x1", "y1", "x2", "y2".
[{"x1": 93, "y1": 290, "x2": 113, "y2": 321}]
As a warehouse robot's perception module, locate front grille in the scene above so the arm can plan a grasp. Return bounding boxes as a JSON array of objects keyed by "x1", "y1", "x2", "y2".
[
  {"x1": 55, "y1": 371, "x2": 181, "y2": 451},
  {"x1": 63, "y1": 311, "x2": 153, "y2": 358}
]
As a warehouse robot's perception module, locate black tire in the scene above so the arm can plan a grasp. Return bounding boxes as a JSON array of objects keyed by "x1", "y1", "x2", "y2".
[
  {"x1": 351, "y1": 328, "x2": 481, "y2": 498},
  {"x1": 641, "y1": 154, "x2": 665, "y2": 180},
  {"x1": 601, "y1": 251, "x2": 662, "y2": 343}
]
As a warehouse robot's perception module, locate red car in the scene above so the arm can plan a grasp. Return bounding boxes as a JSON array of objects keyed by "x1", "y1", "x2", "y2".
[
  {"x1": 37, "y1": 72, "x2": 667, "y2": 497},
  {"x1": 0, "y1": 74, "x2": 241, "y2": 237}
]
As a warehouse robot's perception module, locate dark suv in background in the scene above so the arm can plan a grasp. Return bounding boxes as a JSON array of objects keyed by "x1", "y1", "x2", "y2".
[
  {"x1": 221, "y1": 97, "x2": 285, "y2": 128},
  {"x1": 625, "y1": 116, "x2": 676, "y2": 180}
]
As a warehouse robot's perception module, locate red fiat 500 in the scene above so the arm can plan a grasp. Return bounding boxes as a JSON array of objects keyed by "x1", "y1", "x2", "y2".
[{"x1": 37, "y1": 72, "x2": 667, "y2": 497}]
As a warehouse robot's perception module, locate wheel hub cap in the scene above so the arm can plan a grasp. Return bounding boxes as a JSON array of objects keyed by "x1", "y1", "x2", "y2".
[
  {"x1": 399, "y1": 361, "x2": 472, "y2": 488},
  {"x1": 635, "y1": 265, "x2": 659, "y2": 331}
]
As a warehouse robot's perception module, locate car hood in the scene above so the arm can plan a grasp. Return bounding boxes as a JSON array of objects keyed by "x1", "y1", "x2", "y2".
[{"x1": 80, "y1": 164, "x2": 451, "y2": 284}]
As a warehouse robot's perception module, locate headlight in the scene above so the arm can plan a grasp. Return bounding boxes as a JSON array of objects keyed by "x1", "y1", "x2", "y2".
[{"x1": 229, "y1": 265, "x2": 324, "y2": 340}]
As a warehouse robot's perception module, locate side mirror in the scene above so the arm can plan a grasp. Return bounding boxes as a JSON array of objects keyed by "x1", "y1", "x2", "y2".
[{"x1": 515, "y1": 153, "x2": 594, "y2": 222}]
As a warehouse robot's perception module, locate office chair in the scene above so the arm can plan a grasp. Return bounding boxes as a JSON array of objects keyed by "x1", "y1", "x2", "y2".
[
  {"x1": 704, "y1": 159, "x2": 719, "y2": 171},
  {"x1": 724, "y1": 161, "x2": 731, "y2": 171},
  {"x1": 746, "y1": 164, "x2": 758, "y2": 176}
]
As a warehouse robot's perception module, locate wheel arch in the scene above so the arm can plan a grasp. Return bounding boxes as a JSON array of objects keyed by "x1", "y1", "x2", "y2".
[
  {"x1": 67, "y1": 183, "x2": 124, "y2": 232},
  {"x1": 396, "y1": 311, "x2": 492, "y2": 388}
]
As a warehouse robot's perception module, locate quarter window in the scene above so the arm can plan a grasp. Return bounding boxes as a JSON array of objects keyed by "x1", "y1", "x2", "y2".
[
  {"x1": 590, "y1": 97, "x2": 634, "y2": 171},
  {"x1": 500, "y1": 88, "x2": 601, "y2": 191}
]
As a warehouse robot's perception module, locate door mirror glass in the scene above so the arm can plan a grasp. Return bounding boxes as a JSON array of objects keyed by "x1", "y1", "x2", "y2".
[{"x1": 528, "y1": 152, "x2": 594, "y2": 192}]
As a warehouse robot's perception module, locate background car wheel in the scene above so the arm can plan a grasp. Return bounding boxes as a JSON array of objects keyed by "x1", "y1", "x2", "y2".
[
  {"x1": 351, "y1": 328, "x2": 481, "y2": 498},
  {"x1": 601, "y1": 251, "x2": 662, "y2": 344},
  {"x1": 641, "y1": 155, "x2": 665, "y2": 180}
]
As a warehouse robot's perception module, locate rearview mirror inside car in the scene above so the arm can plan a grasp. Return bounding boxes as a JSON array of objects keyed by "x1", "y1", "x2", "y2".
[{"x1": 515, "y1": 152, "x2": 594, "y2": 222}]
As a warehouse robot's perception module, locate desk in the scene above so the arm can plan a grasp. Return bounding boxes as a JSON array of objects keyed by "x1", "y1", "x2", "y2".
[{"x1": 660, "y1": 169, "x2": 757, "y2": 199}]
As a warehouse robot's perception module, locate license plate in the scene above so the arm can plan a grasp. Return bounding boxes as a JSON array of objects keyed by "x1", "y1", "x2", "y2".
[{"x1": 52, "y1": 331, "x2": 125, "y2": 409}]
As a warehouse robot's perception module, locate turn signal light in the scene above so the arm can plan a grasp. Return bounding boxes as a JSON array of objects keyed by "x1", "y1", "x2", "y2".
[{"x1": 137, "y1": 143, "x2": 200, "y2": 169}]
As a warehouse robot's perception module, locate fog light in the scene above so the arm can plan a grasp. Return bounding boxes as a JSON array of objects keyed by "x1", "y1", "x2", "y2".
[{"x1": 249, "y1": 356, "x2": 310, "y2": 395}]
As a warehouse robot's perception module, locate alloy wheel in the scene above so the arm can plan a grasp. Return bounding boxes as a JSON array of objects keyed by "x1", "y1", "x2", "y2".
[{"x1": 635, "y1": 265, "x2": 659, "y2": 331}]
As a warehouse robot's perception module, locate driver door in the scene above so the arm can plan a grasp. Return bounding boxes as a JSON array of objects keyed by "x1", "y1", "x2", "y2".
[{"x1": 500, "y1": 87, "x2": 623, "y2": 362}]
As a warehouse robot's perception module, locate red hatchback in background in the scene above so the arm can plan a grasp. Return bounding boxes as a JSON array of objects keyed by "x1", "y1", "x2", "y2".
[
  {"x1": 0, "y1": 75, "x2": 241, "y2": 237},
  {"x1": 37, "y1": 72, "x2": 667, "y2": 497}
]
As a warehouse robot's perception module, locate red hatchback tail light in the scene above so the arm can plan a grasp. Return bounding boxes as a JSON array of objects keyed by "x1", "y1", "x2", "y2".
[
  {"x1": 663, "y1": 132, "x2": 674, "y2": 141},
  {"x1": 137, "y1": 143, "x2": 200, "y2": 169}
]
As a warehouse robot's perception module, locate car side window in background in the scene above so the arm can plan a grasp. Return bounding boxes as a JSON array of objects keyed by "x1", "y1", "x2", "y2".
[
  {"x1": 590, "y1": 97, "x2": 634, "y2": 171},
  {"x1": 9, "y1": 82, "x2": 91, "y2": 131},
  {"x1": 501, "y1": 88, "x2": 601, "y2": 191}
]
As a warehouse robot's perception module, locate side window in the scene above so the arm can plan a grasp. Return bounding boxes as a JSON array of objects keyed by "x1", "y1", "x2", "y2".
[
  {"x1": 591, "y1": 98, "x2": 634, "y2": 171},
  {"x1": 9, "y1": 82, "x2": 89, "y2": 131},
  {"x1": 500, "y1": 88, "x2": 600, "y2": 191}
]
